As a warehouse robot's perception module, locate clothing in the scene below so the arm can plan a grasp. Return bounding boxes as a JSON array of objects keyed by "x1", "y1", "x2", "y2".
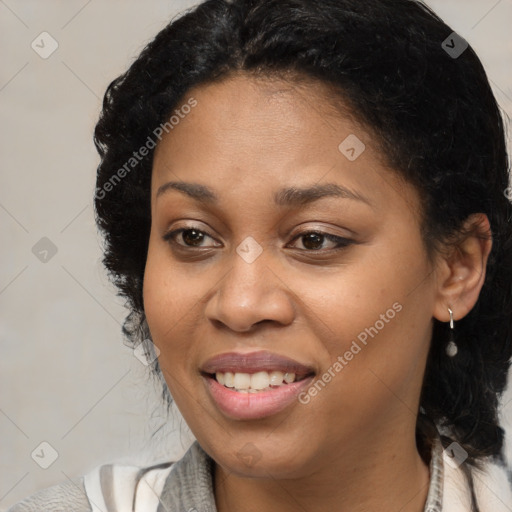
[{"x1": 7, "y1": 437, "x2": 512, "y2": 511}]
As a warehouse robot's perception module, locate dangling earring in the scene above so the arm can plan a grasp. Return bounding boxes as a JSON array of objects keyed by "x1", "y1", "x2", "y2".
[{"x1": 446, "y1": 307, "x2": 458, "y2": 357}]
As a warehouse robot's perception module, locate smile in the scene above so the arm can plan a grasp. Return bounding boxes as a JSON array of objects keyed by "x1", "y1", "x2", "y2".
[
  {"x1": 214, "y1": 369, "x2": 311, "y2": 392},
  {"x1": 200, "y1": 351, "x2": 315, "y2": 419}
]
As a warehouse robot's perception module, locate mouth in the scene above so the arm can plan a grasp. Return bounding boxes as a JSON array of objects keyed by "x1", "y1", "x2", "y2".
[
  {"x1": 202, "y1": 369, "x2": 312, "y2": 393},
  {"x1": 200, "y1": 351, "x2": 316, "y2": 419}
]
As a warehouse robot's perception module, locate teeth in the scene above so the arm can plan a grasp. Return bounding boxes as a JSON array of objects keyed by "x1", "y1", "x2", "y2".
[
  {"x1": 233, "y1": 373, "x2": 251, "y2": 390},
  {"x1": 269, "y1": 371, "x2": 285, "y2": 386},
  {"x1": 224, "y1": 372, "x2": 234, "y2": 388},
  {"x1": 215, "y1": 370, "x2": 298, "y2": 391},
  {"x1": 284, "y1": 372, "x2": 296, "y2": 383},
  {"x1": 251, "y1": 371, "x2": 270, "y2": 390}
]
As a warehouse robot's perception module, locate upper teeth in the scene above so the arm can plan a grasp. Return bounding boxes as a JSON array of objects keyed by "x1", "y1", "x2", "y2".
[{"x1": 216, "y1": 371, "x2": 296, "y2": 392}]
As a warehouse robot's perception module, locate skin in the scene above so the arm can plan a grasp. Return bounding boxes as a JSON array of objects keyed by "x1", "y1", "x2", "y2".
[{"x1": 143, "y1": 72, "x2": 492, "y2": 512}]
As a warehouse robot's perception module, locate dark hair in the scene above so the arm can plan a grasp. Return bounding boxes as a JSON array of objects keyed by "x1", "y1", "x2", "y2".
[{"x1": 93, "y1": 0, "x2": 511, "y2": 483}]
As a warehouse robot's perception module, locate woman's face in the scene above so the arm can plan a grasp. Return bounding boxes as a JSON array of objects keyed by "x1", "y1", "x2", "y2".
[{"x1": 143, "y1": 73, "x2": 439, "y2": 477}]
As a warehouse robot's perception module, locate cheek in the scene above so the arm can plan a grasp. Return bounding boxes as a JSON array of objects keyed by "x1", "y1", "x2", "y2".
[
  {"x1": 142, "y1": 248, "x2": 206, "y2": 414},
  {"x1": 293, "y1": 237, "x2": 432, "y2": 400},
  {"x1": 297, "y1": 239, "x2": 428, "y2": 343},
  {"x1": 142, "y1": 239, "x2": 198, "y2": 362}
]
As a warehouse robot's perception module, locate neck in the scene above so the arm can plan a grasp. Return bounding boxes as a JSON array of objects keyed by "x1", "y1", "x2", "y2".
[{"x1": 214, "y1": 427, "x2": 430, "y2": 512}]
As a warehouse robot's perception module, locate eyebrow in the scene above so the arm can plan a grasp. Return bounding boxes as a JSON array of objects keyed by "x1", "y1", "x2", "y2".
[{"x1": 156, "y1": 181, "x2": 373, "y2": 207}]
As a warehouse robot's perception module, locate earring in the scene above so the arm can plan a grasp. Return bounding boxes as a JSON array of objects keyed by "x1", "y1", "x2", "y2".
[{"x1": 446, "y1": 307, "x2": 458, "y2": 357}]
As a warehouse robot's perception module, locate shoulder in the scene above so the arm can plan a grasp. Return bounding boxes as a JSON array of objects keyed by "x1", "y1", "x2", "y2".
[
  {"x1": 5, "y1": 461, "x2": 174, "y2": 512},
  {"x1": 6, "y1": 477, "x2": 91, "y2": 512},
  {"x1": 6, "y1": 463, "x2": 175, "y2": 512},
  {"x1": 6, "y1": 442, "x2": 214, "y2": 512},
  {"x1": 472, "y1": 458, "x2": 512, "y2": 511},
  {"x1": 424, "y1": 434, "x2": 512, "y2": 512},
  {"x1": 443, "y1": 452, "x2": 512, "y2": 511}
]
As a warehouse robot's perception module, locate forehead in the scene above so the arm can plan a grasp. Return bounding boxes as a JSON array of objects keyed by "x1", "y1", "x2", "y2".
[
  {"x1": 151, "y1": 72, "x2": 419, "y2": 218},
  {"x1": 154, "y1": 73, "x2": 368, "y2": 170}
]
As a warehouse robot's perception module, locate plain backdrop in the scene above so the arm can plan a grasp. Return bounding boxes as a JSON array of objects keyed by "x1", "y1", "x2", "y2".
[{"x1": 1, "y1": 0, "x2": 512, "y2": 509}]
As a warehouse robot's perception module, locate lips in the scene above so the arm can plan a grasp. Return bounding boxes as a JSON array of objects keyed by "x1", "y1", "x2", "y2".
[
  {"x1": 200, "y1": 350, "x2": 316, "y2": 420},
  {"x1": 201, "y1": 350, "x2": 315, "y2": 376}
]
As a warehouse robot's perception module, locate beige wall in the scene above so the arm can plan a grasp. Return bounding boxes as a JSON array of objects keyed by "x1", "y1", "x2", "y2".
[{"x1": 1, "y1": 0, "x2": 511, "y2": 508}]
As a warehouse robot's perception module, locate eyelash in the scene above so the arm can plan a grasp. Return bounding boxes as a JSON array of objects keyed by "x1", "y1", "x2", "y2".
[{"x1": 162, "y1": 226, "x2": 353, "y2": 253}]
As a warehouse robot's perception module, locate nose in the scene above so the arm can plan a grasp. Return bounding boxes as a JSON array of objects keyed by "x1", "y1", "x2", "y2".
[{"x1": 204, "y1": 247, "x2": 296, "y2": 333}]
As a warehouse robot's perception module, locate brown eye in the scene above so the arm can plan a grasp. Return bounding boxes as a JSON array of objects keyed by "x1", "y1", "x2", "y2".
[
  {"x1": 289, "y1": 231, "x2": 353, "y2": 251},
  {"x1": 163, "y1": 227, "x2": 219, "y2": 248},
  {"x1": 181, "y1": 229, "x2": 205, "y2": 246},
  {"x1": 301, "y1": 233, "x2": 324, "y2": 250}
]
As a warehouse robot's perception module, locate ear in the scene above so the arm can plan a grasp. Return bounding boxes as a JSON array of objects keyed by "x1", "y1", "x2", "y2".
[{"x1": 432, "y1": 213, "x2": 493, "y2": 323}]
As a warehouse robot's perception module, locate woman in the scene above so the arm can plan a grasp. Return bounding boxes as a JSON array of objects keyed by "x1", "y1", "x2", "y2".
[{"x1": 9, "y1": 0, "x2": 512, "y2": 510}]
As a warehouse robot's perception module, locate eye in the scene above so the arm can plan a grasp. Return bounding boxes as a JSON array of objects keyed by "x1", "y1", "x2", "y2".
[
  {"x1": 163, "y1": 227, "x2": 220, "y2": 248},
  {"x1": 288, "y1": 231, "x2": 353, "y2": 251},
  {"x1": 163, "y1": 226, "x2": 353, "y2": 253}
]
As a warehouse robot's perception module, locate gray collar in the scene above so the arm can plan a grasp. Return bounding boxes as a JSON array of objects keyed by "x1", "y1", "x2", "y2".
[{"x1": 157, "y1": 441, "x2": 216, "y2": 512}]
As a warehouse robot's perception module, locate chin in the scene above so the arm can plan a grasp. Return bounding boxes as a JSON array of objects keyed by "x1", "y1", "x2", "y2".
[{"x1": 208, "y1": 433, "x2": 317, "y2": 479}]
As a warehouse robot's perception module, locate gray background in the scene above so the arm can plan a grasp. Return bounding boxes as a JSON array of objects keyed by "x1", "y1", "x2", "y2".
[{"x1": 1, "y1": 0, "x2": 511, "y2": 509}]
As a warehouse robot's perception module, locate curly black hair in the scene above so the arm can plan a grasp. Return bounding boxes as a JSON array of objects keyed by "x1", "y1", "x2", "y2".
[{"x1": 93, "y1": 0, "x2": 512, "y2": 488}]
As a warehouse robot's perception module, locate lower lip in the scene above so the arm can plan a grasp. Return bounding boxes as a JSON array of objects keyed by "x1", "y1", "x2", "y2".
[{"x1": 203, "y1": 374, "x2": 315, "y2": 420}]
